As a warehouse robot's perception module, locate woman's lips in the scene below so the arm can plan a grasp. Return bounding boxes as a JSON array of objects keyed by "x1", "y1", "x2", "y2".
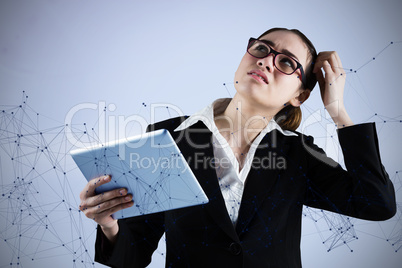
[{"x1": 247, "y1": 70, "x2": 268, "y2": 84}]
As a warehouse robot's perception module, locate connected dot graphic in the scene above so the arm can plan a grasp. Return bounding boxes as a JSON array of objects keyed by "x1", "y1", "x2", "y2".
[{"x1": 1, "y1": 40, "x2": 401, "y2": 267}]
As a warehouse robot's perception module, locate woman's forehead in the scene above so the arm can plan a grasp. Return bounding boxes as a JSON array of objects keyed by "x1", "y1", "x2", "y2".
[{"x1": 259, "y1": 30, "x2": 309, "y2": 64}]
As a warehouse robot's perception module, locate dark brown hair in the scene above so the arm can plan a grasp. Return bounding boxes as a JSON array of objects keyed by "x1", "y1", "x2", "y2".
[{"x1": 257, "y1": 27, "x2": 318, "y2": 131}]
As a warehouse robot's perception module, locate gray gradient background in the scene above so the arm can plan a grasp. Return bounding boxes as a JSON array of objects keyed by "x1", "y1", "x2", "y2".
[{"x1": 1, "y1": 0, "x2": 401, "y2": 267}]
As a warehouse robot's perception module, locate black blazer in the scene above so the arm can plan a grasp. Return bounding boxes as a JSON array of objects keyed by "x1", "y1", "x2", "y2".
[{"x1": 95, "y1": 116, "x2": 396, "y2": 268}]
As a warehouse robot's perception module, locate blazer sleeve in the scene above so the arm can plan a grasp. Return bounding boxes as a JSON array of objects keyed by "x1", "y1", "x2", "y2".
[
  {"x1": 303, "y1": 122, "x2": 396, "y2": 221},
  {"x1": 94, "y1": 213, "x2": 165, "y2": 268}
]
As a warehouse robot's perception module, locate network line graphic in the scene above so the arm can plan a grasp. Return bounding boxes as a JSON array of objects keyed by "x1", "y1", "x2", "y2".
[
  {"x1": 0, "y1": 92, "x2": 99, "y2": 267},
  {"x1": 0, "y1": 40, "x2": 401, "y2": 267}
]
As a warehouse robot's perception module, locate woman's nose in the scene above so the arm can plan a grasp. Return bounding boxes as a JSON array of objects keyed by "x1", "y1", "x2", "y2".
[{"x1": 257, "y1": 54, "x2": 275, "y2": 73}]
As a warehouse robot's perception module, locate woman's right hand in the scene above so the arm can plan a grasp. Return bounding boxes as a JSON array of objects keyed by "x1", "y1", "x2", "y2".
[{"x1": 79, "y1": 175, "x2": 134, "y2": 243}]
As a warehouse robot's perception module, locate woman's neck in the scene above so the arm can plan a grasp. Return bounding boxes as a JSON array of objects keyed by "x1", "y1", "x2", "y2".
[{"x1": 215, "y1": 94, "x2": 277, "y2": 150}]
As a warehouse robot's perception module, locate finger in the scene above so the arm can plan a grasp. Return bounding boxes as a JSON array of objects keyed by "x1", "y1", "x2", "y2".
[
  {"x1": 332, "y1": 52, "x2": 346, "y2": 78},
  {"x1": 80, "y1": 175, "x2": 111, "y2": 200},
  {"x1": 318, "y1": 73, "x2": 326, "y2": 99},
  {"x1": 96, "y1": 194, "x2": 133, "y2": 214},
  {"x1": 313, "y1": 51, "x2": 337, "y2": 73},
  {"x1": 328, "y1": 52, "x2": 344, "y2": 74},
  {"x1": 315, "y1": 67, "x2": 325, "y2": 90},
  {"x1": 82, "y1": 195, "x2": 133, "y2": 218},
  {"x1": 313, "y1": 53, "x2": 324, "y2": 73},
  {"x1": 89, "y1": 200, "x2": 134, "y2": 222},
  {"x1": 81, "y1": 187, "x2": 129, "y2": 209},
  {"x1": 97, "y1": 200, "x2": 134, "y2": 219},
  {"x1": 315, "y1": 51, "x2": 344, "y2": 73},
  {"x1": 326, "y1": 53, "x2": 337, "y2": 73},
  {"x1": 322, "y1": 60, "x2": 334, "y2": 77},
  {"x1": 332, "y1": 51, "x2": 343, "y2": 70}
]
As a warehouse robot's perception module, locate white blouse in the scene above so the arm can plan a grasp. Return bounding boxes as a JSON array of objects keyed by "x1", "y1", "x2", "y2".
[{"x1": 175, "y1": 98, "x2": 296, "y2": 225}]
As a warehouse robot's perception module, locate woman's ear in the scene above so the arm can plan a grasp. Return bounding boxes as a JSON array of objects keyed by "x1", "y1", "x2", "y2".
[{"x1": 289, "y1": 89, "x2": 311, "y2": 107}]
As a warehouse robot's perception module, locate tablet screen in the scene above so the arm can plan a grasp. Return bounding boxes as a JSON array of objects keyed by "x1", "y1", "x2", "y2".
[{"x1": 70, "y1": 129, "x2": 208, "y2": 219}]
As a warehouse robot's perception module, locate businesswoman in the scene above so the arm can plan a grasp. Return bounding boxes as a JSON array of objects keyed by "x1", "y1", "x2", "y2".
[{"x1": 79, "y1": 27, "x2": 396, "y2": 267}]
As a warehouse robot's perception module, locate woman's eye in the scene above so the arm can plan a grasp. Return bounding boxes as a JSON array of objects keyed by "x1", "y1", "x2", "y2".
[
  {"x1": 280, "y1": 57, "x2": 296, "y2": 69},
  {"x1": 255, "y1": 45, "x2": 269, "y2": 54}
]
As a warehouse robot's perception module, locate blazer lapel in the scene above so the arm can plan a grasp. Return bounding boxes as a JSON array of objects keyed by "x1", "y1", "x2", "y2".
[
  {"x1": 235, "y1": 130, "x2": 290, "y2": 235},
  {"x1": 172, "y1": 121, "x2": 239, "y2": 241}
]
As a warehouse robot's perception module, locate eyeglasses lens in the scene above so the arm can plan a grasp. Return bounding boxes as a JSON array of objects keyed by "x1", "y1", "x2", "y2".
[{"x1": 247, "y1": 40, "x2": 297, "y2": 75}]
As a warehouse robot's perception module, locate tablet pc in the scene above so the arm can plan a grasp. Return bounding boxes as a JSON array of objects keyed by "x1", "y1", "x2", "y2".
[{"x1": 70, "y1": 129, "x2": 208, "y2": 219}]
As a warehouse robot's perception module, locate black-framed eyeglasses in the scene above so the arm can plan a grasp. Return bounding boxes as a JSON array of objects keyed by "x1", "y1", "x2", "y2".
[{"x1": 247, "y1": 38, "x2": 307, "y2": 88}]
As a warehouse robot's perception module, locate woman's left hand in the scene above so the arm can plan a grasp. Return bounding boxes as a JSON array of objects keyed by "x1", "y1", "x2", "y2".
[{"x1": 313, "y1": 51, "x2": 353, "y2": 128}]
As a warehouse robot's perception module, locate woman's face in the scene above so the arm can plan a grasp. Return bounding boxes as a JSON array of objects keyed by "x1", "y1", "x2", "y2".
[{"x1": 234, "y1": 30, "x2": 310, "y2": 113}]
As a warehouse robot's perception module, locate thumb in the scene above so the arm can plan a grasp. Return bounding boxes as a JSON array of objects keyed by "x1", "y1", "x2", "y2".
[{"x1": 315, "y1": 67, "x2": 325, "y2": 90}]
